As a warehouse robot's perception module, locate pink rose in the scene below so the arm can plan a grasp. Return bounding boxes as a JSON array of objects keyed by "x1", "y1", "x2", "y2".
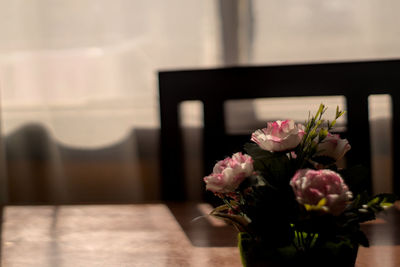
[
  {"x1": 251, "y1": 120, "x2": 305, "y2": 152},
  {"x1": 316, "y1": 133, "x2": 351, "y2": 161},
  {"x1": 204, "y1": 152, "x2": 253, "y2": 193},
  {"x1": 290, "y1": 169, "x2": 352, "y2": 215}
]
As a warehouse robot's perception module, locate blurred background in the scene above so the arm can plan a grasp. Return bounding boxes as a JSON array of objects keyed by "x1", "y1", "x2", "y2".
[{"x1": 0, "y1": 0, "x2": 396, "y2": 204}]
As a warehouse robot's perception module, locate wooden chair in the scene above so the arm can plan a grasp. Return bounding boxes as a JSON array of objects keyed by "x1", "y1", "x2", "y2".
[{"x1": 159, "y1": 60, "x2": 400, "y2": 201}]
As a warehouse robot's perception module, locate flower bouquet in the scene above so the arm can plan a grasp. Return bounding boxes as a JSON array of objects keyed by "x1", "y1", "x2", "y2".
[{"x1": 203, "y1": 104, "x2": 397, "y2": 267}]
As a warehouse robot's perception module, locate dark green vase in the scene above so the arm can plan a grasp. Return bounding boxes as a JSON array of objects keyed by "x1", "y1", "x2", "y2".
[{"x1": 238, "y1": 232, "x2": 358, "y2": 267}]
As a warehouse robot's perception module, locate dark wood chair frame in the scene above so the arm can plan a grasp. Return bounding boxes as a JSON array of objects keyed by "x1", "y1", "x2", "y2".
[{"x1": 159, "y1": 60, "x2": 400, "y2": 201}]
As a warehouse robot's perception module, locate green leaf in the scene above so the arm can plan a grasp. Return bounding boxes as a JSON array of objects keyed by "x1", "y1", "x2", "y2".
[
  {"x1": 355, "y1": 230, "x2": 370, "y2": 247},
  {"x1": 337, "y1": 111, "x2": 346, "y2": 118},
  {"x1": 315, "y1": 103, "x2": 326, "y2": 120},
  {"x1": 244, "y1": 142, "x2": 292, "y2": 185},
  {"x1": 357, "y1": 210, "x2": 376, "y2": 223},
  {"x1": 335, "y1": 106, "x2": 346, "y2": 119},
  {"x1": 345, "y1": 192, "x2": 397, "y2": 224},
  {"x1": 370, "y1": 193, "x2": 397, "y2": 204},
  {"x1": 367, "y1": 193, "x2": 398, "y2": 211},
  {"x1": 318, "y1": 128, "x2": 328, "y2": 141},
  {"x1": 244, "y1": 143, "x2": 274, "y2": 160}
]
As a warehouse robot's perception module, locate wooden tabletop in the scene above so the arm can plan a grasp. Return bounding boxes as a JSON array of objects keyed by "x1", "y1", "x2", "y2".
[{"x1": 1, "y1": 202, "x2": 399, "y2": 267}]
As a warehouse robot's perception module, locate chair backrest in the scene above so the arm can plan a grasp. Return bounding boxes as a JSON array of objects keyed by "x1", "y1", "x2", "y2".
[{"x1": 159, "y1": 60, "x2": 400, "y2": 201}]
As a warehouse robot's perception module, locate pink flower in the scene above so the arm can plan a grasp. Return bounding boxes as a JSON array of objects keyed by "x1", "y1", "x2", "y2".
[
  {"x1": 251, "y1": 120, "x2": 305, "y2": 152},
  {"x1": 316, "y1": 133, "x2": 351, "y2": 161},
  {"x1": 290, "y1": 169, "x2": 352, "y2": 215},
  {"x1": 204, "y1": 152, "x2": 253, "y2": 193}
]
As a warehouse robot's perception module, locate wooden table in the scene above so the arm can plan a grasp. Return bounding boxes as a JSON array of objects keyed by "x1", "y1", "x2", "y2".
[{"x1": 1, "y1": 202, "x2": 399, "y2": 267}]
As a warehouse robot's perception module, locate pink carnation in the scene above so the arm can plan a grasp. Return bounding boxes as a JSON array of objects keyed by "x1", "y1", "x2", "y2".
[
  {"x1": 251, "y1": 120, "x2": 305, "y2": 152},
  {"x1": 290, "y1": 169, "x2": 353, "y2": 215},
  {"x1": 204, "y1": 152, "x2": 253, "y2": 193},
  {"x1": 316, "y1": 133, "x2": 351, "y2": 161}
]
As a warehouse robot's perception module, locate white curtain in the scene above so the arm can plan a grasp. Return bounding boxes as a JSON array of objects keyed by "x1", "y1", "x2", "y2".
[{"x1": 0, "y1": 0, "x2": 221, "y2": 203}]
